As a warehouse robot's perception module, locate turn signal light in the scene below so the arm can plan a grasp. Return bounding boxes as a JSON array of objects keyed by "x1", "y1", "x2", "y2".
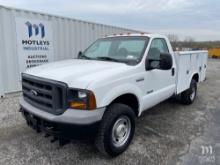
[{"x1": 69, "y1": 102, "x2": 87, "y2": 110}]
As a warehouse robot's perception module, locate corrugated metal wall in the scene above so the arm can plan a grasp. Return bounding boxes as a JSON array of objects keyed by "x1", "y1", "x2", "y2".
[
  {"x1": 0, "y1": 11, "x2": 4, "y2": 97},
  {"x1": 0, "y1": 6, "x2": 139, "y2": 96}
]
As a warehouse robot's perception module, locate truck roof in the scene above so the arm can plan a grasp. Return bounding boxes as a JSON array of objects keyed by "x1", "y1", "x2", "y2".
[{"x1": 104, "y1": 33, "x2": 166, "y2": 39}]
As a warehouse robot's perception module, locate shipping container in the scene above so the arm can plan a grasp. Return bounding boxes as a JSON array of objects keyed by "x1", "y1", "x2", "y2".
[
  {"x1": 0, "y1": 5, "x2": 140, "y2": 97},
  {"x1": 208, "y1": 48, "x2": 220, "y2": 58}
]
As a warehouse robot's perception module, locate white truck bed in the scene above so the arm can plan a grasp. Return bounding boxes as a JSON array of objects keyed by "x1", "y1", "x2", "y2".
[{"x1": 174, "y1": 51, "x2": 208, "y2": 94}]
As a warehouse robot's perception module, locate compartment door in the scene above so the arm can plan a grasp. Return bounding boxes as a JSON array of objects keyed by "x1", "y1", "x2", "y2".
[
  {"x1": 176, "y1": 55, "x2": 191, "y2": 94},
  {"x1": 199, "y1": 53, "x2": 208, "y2": 81}
]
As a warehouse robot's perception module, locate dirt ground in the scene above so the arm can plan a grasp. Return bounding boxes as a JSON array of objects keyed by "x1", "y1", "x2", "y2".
[{"x1": 0, "y1": 59, "x2": 219, "y2": 165}]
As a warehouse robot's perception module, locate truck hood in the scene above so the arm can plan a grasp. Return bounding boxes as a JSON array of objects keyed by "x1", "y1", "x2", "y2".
[{"x1": 24, "y1": 59, "x2": 129, "y2": 89}]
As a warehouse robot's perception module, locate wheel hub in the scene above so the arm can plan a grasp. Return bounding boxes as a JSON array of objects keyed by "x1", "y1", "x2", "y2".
[
  {"x1": 112, "y1": 116, "x2": 131, "y2": 147},
  {"x1": 115, "y1": 125, "x2": 126, "y2": 138}
]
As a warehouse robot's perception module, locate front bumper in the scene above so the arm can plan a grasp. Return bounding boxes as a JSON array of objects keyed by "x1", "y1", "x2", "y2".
[
  {"x1": 20, "y1": 97, "x2": 105, "y2": 125},
  {"x1": 20, "y1": 108, "x2": 101, "y2": 140},
  {"x1": 20, "y1": 97, "x2": 105, "y2": 139}
]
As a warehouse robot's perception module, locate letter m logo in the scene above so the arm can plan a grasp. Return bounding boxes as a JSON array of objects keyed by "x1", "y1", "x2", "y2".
[
  {"x1": 201, "y1": 145, "x2": 213, "y2": 155},
  {"x1": 25, "y1": 21, "x2": 45, "y2": 38}
]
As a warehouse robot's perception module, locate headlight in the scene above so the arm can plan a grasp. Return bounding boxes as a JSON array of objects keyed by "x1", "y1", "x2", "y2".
[{"x1": 67, "y1": 89, "x2": 96, "y2": 110}]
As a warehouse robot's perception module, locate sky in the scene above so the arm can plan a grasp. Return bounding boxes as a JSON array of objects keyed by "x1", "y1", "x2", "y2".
[{"x1": 0, "y1": 0, "x2": 219, "y2": 41}]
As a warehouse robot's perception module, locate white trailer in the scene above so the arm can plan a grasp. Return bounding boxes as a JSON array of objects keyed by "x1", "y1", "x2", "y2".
[{"x1": 0, "y1": 5, "x2": 139, "y2": 97}]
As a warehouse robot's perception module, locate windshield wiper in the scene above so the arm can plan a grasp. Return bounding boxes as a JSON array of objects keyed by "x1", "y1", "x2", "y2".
[
  {"x1": 96, "y1": 56, "x2": 122, "y2": 63},
  {"x1": 79, "y1": 55, "x2": 123, "y2": 63}
]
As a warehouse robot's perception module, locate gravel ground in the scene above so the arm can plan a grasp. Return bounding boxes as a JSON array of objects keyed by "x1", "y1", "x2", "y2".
[{"x1": 0, "y1": 59, "x2": 219, "y2": 165}]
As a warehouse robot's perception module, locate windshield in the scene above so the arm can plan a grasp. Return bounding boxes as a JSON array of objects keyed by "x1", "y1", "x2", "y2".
[{"x1": 81, "y1": 36, "x2": 149, "y2": 65}]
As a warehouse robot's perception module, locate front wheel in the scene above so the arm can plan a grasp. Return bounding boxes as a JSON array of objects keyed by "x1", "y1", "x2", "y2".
[
  {"x1": 95, "y1": 103, "x2": 135, "y2": 157},
  {"x1": 180, "y1": 79, "x2": 197, "y2": 105}
]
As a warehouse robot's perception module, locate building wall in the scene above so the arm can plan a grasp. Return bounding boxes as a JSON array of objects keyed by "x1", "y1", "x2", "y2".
[{"x1": 0, "y1": 6, "x2": 139, "y2": 96}]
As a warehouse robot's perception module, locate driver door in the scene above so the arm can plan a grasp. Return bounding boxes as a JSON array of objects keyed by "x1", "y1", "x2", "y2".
[{"x1": 142, "y1": 38, "x2": 176, "y2": 110}]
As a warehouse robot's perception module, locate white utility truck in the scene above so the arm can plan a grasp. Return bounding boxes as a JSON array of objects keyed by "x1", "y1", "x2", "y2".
[{"x1": 19, "y1": 33, "x2": 208, "y2": 157}]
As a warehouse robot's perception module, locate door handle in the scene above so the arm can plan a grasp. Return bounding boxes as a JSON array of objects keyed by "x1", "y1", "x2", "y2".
[{"x1": 171, "y1": 68, "x2": 175, "y2": 76}]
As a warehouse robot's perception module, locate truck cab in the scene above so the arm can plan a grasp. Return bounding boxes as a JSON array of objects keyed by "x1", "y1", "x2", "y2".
[{"x1": 19, "y1": 33, "x2": 207, "y2": 157}]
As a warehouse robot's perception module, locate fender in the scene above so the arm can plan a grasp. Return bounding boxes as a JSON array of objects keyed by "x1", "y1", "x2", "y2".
[
  {"x1": 188, "y1": 72, "x2": 199, "y2": 88},
  {"x1": 99, "y1": 83, "x2": 142, "y2": 116}
]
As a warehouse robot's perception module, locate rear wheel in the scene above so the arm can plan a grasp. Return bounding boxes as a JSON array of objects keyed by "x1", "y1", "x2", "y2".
[
  {"x1": 180, "y1": 79, "x2": 197, "y2": 105},
  {"x1": 95, "y1": 103, "x2": 135, "y2": 157}
]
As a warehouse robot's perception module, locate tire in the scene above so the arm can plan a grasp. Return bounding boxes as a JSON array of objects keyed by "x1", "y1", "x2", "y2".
[
  {"x1": 95, "y1": 103, "x2": 135, "y2": 157},
  {"x1": 180, "y1": 79, "x2": 197, "y2": 105}
]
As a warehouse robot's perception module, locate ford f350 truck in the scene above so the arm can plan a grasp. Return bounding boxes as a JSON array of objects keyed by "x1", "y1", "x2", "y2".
[{"x1": 19, "y1": 33, "x2": 208, "y2": 157}]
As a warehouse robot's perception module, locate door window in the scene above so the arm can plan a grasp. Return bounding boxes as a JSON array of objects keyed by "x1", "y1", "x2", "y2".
[
  {"x1": 147, "y1": 38, "x2": 170, "y2": 67},
  {"x1": 150, "y1": 38, "x2": 169, "y2": 53}
]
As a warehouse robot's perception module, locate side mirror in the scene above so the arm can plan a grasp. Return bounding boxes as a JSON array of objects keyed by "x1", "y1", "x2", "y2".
[
  {"x1": 145, "y1": 53, "x2": 172, "y2": 70},
  {"x1": 159, "y1": 53, "x2": 172, "y2": 70},
  {"x1": 145, "y1": 58, "x2": 160, "y2": 70}
]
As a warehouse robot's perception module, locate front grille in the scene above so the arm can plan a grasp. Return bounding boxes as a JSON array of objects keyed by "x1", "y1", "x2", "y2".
[{"x1": 22, "y1": 74, "x2": 67, "y2": 115}]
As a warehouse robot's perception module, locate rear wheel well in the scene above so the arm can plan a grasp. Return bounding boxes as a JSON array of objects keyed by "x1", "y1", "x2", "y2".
[
  {"x1": 192, "y1": 73, "x2": 199, "y2": 82},
  {"x1": 110, "y1": 94, "x2": 139, "y2": 117}
]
